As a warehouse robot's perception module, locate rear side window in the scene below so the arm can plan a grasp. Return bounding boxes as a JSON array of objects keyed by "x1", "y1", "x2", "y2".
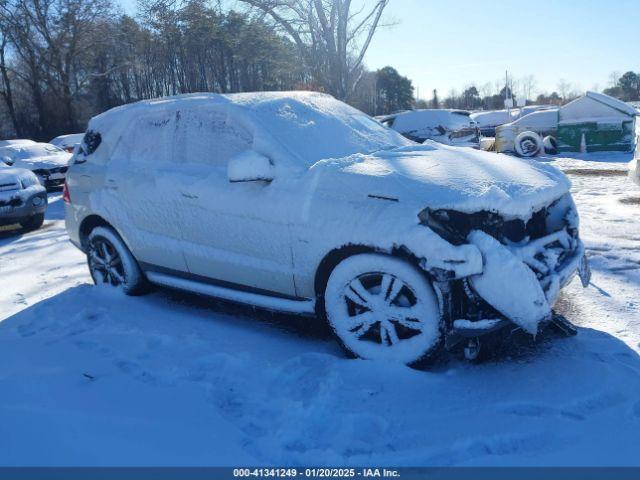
[{"x1": 82, "y1": 130, "x2": 102, "y2": 155}]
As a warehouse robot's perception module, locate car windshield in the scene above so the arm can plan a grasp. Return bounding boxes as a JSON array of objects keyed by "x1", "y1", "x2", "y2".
[
  {"x1": 245, "y1": 94, "x2": 414, "y2": 166},
  {"x1": 9, "y1": 144, "x2": 65, "y2": 160}
]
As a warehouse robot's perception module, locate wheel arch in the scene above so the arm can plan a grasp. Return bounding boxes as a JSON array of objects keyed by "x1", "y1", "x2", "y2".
[{"x1": 78, "y1": 214, "x2": 115, "y2": 250}]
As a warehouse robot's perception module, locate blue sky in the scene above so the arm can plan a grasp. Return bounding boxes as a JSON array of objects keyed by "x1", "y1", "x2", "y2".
[
  {"x1": 366, "y1": 0, "x2": 639, "y2": 100},
  {"x1": 119, "y1": 0, "x2": 639, "y2": 100}
]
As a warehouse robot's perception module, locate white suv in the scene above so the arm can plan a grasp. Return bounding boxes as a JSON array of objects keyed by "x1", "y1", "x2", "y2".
[{"x1": 65, "y1": 92, "x2": 589, "y2": 364}]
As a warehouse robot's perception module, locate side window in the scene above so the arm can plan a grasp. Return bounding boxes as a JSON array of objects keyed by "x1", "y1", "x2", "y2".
[
  {"x1": 126, "y1": 110, "x2": 177, "y2": 165},
  {"x1": 173, "y1": 106, "x2": 253, "y2": 168}
]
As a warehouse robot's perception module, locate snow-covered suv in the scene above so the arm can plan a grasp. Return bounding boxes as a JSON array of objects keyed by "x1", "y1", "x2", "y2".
[{"x1": 65, "y1": 92, "x2": 589, "y2": 364}]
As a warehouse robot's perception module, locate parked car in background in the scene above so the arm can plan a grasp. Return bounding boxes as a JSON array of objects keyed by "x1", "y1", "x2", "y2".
[
  {"x1": 0, "y1": 164, "x2": 47, "y2": 230},
  {"x1": 0, "y1": 142, "x2": 71, "y2": 189},
  {"x1": 65, "y1": 91, "x2": 588, "y2": 365},
  {"x1": 379, "y1": 109, "x2": 480, "y2": 147},
  {"x1": 495, "y1": 109, "x2": 559, "y2": 154},
  {"x1": 470, "y1": 109, "x2": 519, "y2": 137},
  {"x1": 50, "y1": 133, "x2": 85, "y2": 153}
]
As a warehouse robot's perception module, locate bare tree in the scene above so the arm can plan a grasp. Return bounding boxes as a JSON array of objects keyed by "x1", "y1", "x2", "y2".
[
  {"x1": 557, "y1": 78, "x2": 572, "y2": 103},
  {"x1": 0, "y1": 0, "x2": 113, "y2": 132},
  {"x1": 520, "y1": 74, "x2": 536, "y2": 102},
  {"x1": 0, "y1": 20, "x2": 19, "y2": 135},
  {"x1": 240, "y1": 0, "x2": 390, "y2": 100}
]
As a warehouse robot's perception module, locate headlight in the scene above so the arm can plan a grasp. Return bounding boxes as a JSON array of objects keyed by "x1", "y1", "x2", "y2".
[
  {"x1": 32, "y1": 196, "x2": 44, "y2": 206},
  {"x1": 418, "y1": 208, "x2": 467, "y2": 245},
  {"x1": 546, "y1": 193, "x2": 578, "y2": 234}
]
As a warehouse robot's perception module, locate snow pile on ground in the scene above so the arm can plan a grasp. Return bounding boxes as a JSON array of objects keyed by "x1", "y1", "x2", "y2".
[{"x1": 0, "y1": 152, "x2": 639, "y2": 466}]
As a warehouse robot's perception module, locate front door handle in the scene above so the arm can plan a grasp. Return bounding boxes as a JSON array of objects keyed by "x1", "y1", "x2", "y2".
[
  {"x1": 105, "y1": 178, "x2": 118, "y2": 190},
  {"x1": 181, "y1": 192, "x2": 199, "y2": 199}
]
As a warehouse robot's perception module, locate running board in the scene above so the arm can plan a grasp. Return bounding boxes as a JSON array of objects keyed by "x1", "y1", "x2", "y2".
[{"x1": 146, "y1": 272, "x2": 316, "y2": 315}]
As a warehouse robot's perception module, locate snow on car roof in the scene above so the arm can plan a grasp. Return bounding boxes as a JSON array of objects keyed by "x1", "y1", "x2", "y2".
[
  {"x1": 470, "y1": 109, "x2": 519, "y2": 127},
  {"x1": 88, "y1": 91, "x2": 414, "y2": 169},
  {"x1": 50, "y1": 133, "x2": 84, "y2": 146},
  {"x1": 585, "y1": 91, "x2": 638, "y2": 117},
  {"x1": 388, "y1": 109, "x2": 472, "y2": 134},
  {"x1": 508, "y1": 109, "x2": 559, "y2": 128},
  {"x1": 1, "y1": 142, "x2": 66, "y2": 159},
  {"x1": 0, "y1": 139, "x2": 36, "y2": 148}
]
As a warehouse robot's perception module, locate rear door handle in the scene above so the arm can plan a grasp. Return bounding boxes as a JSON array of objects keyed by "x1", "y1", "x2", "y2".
[
  {"x1": 105, "y1": 178, "x2": 118, "y2": 190},
  {"x1": 181, "y1": 192, "x2": 199, "y2": 199}
]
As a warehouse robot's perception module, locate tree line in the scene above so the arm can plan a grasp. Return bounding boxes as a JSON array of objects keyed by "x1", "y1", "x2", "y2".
[{"x1": 0, "y1": 0, "x2": 394, "y2": 140}]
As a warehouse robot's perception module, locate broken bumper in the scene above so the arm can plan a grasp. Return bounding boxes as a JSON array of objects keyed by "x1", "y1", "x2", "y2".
[
  {"x1": 460, "y1": 228, "x2": 586, "y2": 336},
  {"x1": 0, "y1": 190, "x2": 48, "y2": 226}
]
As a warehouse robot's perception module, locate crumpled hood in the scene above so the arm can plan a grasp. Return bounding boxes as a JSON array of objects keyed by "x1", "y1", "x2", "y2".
[
  {"x1": 312, "y1": 142, "x2": 571, "y2": 220},
  {"x1": 12, "y1": 153, "x2": 71, "y2": 170}
]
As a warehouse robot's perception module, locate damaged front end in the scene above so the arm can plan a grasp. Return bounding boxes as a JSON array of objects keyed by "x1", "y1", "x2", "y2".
[{"x1": 419, "y1": 193, "x2": 590, "y2": 348}]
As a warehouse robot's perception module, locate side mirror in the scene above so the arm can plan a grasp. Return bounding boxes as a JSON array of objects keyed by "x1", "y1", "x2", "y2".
[{"x1": 227, "y1": 150, "x2": 274, "y2": 183}]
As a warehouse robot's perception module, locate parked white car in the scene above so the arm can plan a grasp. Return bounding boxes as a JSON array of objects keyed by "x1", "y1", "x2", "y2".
[
  {"x1": 495, "y1": 109, "x2": 559, "y2": 155},
  {"x1": 65, "y1": 92, "x2": 588, "y2": 364},
  {"x1": 0, "y1": 164, "x2": 48, "y2": 230},
  {"x1": 50, "y1": 133, "x2": 85, "y2": 153},
  {"x1": 0, "y1": 142, "x2": 72, "y2": 188}
]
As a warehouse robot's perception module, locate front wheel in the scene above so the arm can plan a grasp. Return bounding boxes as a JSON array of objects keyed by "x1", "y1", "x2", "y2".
[
  {"x1": 20, "y1": 213, "x2": 44, "y2": 231},
  {"x1": 324, "y1": 254, "x2": 443, "y2": 365},
  {"x1": 87, "y1": 226, "x2": 148, "y2": 295}
]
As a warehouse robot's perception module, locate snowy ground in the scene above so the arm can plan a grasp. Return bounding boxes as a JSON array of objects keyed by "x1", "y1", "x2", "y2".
[{"x1": 1, "y1": 153, "x2": 639, "y2": 467}]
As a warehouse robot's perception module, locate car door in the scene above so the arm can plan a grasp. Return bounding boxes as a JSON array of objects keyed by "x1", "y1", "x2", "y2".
[
  {"x1": 172, "y1": 105, "x2": 298, "y2": 297},
  {"x1": 104, "y1": 107, "x2": 189, "y2": 272}
]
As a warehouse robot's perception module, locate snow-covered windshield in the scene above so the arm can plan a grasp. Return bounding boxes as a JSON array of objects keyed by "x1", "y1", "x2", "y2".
[
  {"x1": 6, "y1": 143, "x2": 66, "y2": 160},
  {"x1": 238, "y1": 92, "x2": 414, "y2": 166}
]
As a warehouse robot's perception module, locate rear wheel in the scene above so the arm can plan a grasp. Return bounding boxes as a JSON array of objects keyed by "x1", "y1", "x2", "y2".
[
  {"x1": 20, "y1": 213, "x2": 44, "y2": 231},
  {"x1": 87, "y1": 226, "x2": 148, "y2": 295},
  {"x1": 324, "y1": 254, "x2": 443, "y2": 365}
]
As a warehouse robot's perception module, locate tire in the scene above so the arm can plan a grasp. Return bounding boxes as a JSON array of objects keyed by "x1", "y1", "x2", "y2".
[
  {"x1": 543, "y1": 135, "x2": 558, "y2": 155},
  {"x1": 514, "y1": 131, "x2": 542, "y2": 157},
  {"x1": 87, "y1": 226, "x2": 148, "y2": 295},
  {"x1": 324, "y1": 253, "x2": 443, "y2": 365},
  {"x1": 20, "y1": 213, "x2": 44, "y2": 231}
]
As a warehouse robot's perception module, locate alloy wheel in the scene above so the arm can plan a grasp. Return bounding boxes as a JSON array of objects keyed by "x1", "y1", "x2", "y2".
[{"x1": 89, "y1": 237, "x2": 126, "y2": 287}]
